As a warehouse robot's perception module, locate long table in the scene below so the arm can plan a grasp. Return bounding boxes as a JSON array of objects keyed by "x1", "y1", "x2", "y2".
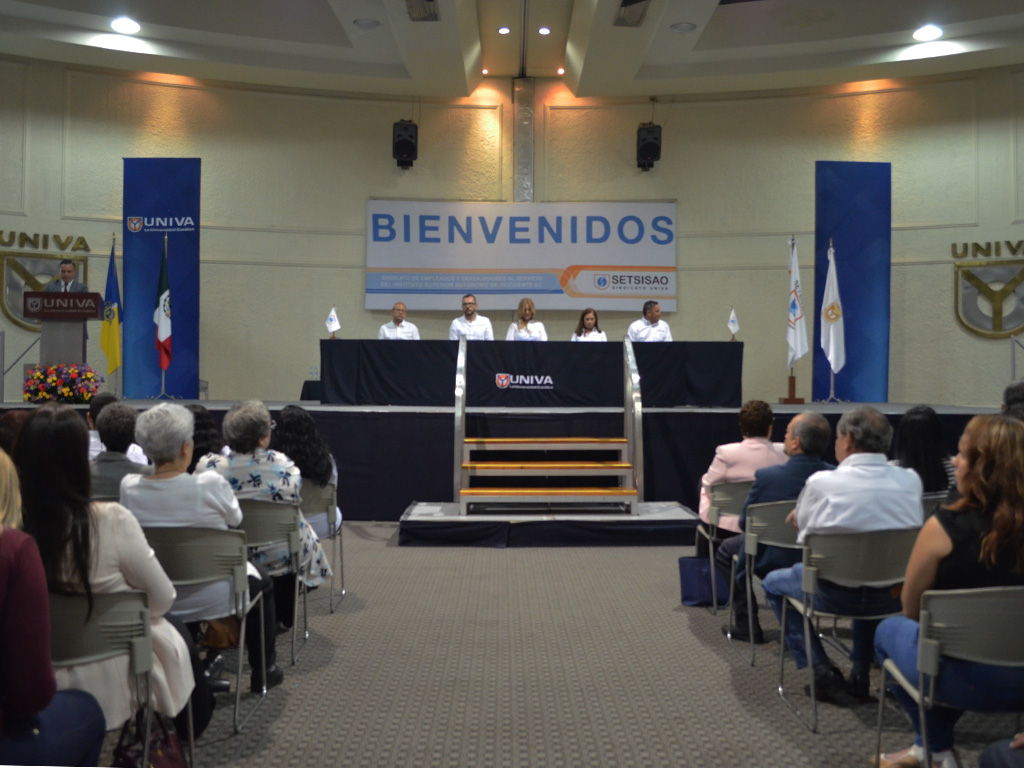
[{"x1": 319, "y1": 339, "x2": 743, "y2": 408}]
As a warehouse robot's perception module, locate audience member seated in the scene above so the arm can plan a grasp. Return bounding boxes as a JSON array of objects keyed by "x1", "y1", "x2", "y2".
[
  {"x1": 715, "y1": 412, "x2": 833, "y2": 643},
  {"x1": 1002, "y1": 380, "x2": 1024, "y2": 413},
  {"x1": 872, "y1": 415, "x2": 1024, "y2": 768},
  {"x1": 15, "y1": 404, "x2": 206, "y2": 739},
  {"x1": 0, "y1": 448, "x2": 106, "y2": 767},
  {"x1": 87, "y1": 392, "x2": 147, "y2": 465},
  {"x1": 696, "y1": 399, "x2": 786, "y2": 556},
  {"x1": 185, "y1": 404, "x2": 226, "y2": 474},
  {"x1": 196, "y1": 401, "x2": 332, "y2": 627},
  {"x1": 762, "y1": 406, "x2": 922, "y2": 704},
  {"x1": 272, "y1": 405, "x2": 341, "y2": 539},
  {"x1": 0, "y1": 410, "x2": 29, "y2": 456},
  {"x1": 90, "y1": 402, "x2": 153, "y2": 498},
  {"x1": 890, "y1": 405, "x2": 954, "y2": 494},
  {"x1": 122, "y1": 403, "x2": 283, "y2": 691}
]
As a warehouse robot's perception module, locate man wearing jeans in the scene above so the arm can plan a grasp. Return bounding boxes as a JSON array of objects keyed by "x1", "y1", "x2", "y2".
[{"x1": 762, "y1": 406, "x2": 922, "y2": 703}]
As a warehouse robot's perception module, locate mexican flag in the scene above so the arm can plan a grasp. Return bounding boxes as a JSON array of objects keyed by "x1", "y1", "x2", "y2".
[{"x1": 154, "y1": 238, "x2": 172, "y2": 370}]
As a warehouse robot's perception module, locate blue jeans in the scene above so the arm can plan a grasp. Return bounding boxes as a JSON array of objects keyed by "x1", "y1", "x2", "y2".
[
  {"x1": 875, "y1": 616, "x2": 1024, "y2": 753},
  {"x1": 0, "y1": 689, "x2": 105, "y2": 767},
  {"x1": 763, "y1": 562, "x2": 901, "y2": 670}
]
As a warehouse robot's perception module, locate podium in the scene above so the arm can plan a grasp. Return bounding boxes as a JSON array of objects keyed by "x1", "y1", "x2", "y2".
[{"x1": 23, "y1": 292, "x2": 103, "y2": 366}]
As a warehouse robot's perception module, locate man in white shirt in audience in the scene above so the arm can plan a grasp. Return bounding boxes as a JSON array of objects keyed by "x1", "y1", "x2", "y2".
[
  {"x1": 626, "y1": 301, "x2": 673, "y2": 342},
  {"x1": 378, "y1": 302, "x2": 420, "y2": 340},
  {"x1": 449, "y1": 294, "x2": 494, "y2": 341},
  {"x1": 762, "y1": 405, "x2": 923, "y2": 704}
]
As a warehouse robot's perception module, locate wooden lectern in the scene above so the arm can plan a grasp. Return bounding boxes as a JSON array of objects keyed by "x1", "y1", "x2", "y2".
[{"x1": 23, "y1": 292, "x2": 103, "y2": 366}]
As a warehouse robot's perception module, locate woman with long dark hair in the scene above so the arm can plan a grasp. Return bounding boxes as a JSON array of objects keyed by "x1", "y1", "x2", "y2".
[
  {"x1": 873, "y1": 415, "x2": 1024, "y2": 768},
  {"x1": 890, "y1": 405, "x2": 954, "y2": 493},
  {"x1": 15, "y1": 404, "x2": 198, "y2": 737},
  {"x1": 0, "y1": 447, "x2": 106, "y2": 766},
  {"x1": 571, "y1": 308, "x2": 606, "y2": 342},
  {"x1": 272, "y1": 405, "x2": 341, "y2": 538}
]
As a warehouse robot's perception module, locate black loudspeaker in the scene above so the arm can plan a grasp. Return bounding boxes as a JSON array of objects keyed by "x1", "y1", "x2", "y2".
[
  {"x1": 637, "y1": 122, "x2": 661, "y2": 171},
  {"x1": 393, "y1": 120, "x2": 418, "y2": 169}
]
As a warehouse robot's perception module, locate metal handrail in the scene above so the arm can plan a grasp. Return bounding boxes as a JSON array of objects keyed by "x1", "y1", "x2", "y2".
[
  {"x1": 452, "y1": 335, "x2": 467, "y2": 502},
  {"x1": 623, "y1": 339, "x2": 644, "y2": 504},
  {"x1": 2, "y1": 332, "x2": 42, "y2": 403}
]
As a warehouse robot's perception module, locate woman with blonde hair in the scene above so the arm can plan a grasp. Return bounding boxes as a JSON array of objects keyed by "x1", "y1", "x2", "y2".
[
  {"x1": 0, "y1": 447, "x2": 106, "y2": 766},
  {"x1": 505, "y1": 297, "x2": 547, "y2": 341},
  {"x1": 873, "y1": 414, "x2": 1024, "y2": 768}
]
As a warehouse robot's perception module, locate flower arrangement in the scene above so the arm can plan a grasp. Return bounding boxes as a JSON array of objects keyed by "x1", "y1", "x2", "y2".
[{"x1": 23, "y1": 364, "x2": 103, "y2": 404}]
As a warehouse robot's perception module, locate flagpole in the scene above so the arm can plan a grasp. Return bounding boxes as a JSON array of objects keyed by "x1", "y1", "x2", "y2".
[
  {"x1": 113, "y1": 232, "x2": 120, "y2": 398},
  {"x1": 780, "y1": 235, "x2": 806, "y2": 404},
  {"x1": 158, "y1": 233, "x2": 170, "y2": 400}
]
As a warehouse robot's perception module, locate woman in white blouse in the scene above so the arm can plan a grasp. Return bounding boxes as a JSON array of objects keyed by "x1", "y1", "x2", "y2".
[
  {"x1": 570, "y1": 308, "x2": 607, "y2": 342},
  {"x1": 505, "y1": 297, "x2": 547, "y2": 341}
]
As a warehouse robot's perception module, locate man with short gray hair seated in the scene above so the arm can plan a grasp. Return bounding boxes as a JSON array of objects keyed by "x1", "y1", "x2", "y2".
[
  {"x1": 90, "y1": 402, "x2": 152, "y2": 498},
  {"x1": 762, "y1": 406, "x2": 923, "y2": 704}
]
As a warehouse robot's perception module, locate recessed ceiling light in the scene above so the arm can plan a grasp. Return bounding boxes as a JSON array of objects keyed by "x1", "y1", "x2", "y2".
[
  {"x1": 538, "y1": 27, "x2": 550, "y2": 36},
  {"x1": 111, "y1": 16, "x2": 140, "y2": 35},
  {"x1": 482, "y1": 68, "x2": 488, "y2": 75},
  {"x1": 670, "y1": 22, "x2": 696, "y2": 34},
  {"x1": 353, "y1": 18, "x2": 380, "y2": 31},
  {"x1": 557, "y1": 67, "x2": 564, "y2": 76},
  {"x1": 913, "y1": 24, "x2": 943, "y2": 42},
  {"x1": 498, "y1": 26, "x2": 510, "y2": 35}
]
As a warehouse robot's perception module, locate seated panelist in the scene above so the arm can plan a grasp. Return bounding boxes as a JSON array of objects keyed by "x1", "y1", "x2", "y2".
[{"x1": 505, "y1": 298, "x2": 547, "y2": 341}]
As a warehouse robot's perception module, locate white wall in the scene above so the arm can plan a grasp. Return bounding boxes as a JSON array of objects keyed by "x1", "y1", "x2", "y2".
[{"x1": 1, "y1": 58, "x2": 1022, "y2": 405}]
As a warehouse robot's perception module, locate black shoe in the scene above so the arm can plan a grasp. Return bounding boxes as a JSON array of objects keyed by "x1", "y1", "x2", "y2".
[
  {"x1": 203, "y1": 652, "x2": 224, "y2": 678},
  {"x1": 845, "y1": 669, "x2": 874, "y2": 701},
  {"x1": 206, "y1": 676, "x2": 231, "y2": 694},
  {"x1": 721, "y1": 622, "x2": 766, "y2": 644},
  {"x1": 804, "y1": 664, "x2": 845, "y2": 701},
  {"x1": 251, "y1": 664, "x2": 284, "y2": 692}
]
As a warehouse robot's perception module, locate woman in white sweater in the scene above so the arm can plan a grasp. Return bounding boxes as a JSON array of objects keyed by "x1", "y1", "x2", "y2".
[{"x1": 505, "y1": 297, "x2": 548, "y2": 341}]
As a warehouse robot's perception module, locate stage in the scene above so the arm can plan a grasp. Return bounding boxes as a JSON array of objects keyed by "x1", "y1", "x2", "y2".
[{"x1": 398, "y1": 500, "x2": 697, "y2": 547}]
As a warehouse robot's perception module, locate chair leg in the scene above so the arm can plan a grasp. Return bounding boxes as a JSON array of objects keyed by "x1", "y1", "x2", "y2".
[
  {"x1": 876, "y1": 664, "x2": 890, "y2": 766},
  {"x1": 233, "y1": 595, "x2": 268, "y2": 734},
  {"x1": 185, "y1": 698, "x2": 196, "y2": 768},
  {"x1": 707, "y1": 524, "x2": 719, "y2": 614},
  {"x1": 745, "y1": 553, "x2": 756, "y2": 666},
  {"x1": 776, "y1": 596, "x2": 819, "y2": 732}
]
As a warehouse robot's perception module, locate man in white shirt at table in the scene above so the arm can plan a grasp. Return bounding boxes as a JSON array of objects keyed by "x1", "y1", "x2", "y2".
[
  {"x1": 449, "y1": 294, "x2": 494, "y2": 341},
  {"x1": 626, "y1": 301, "x2": 672, "y2": 342},
  {"x1": 378, "y1": 302, "x2": 420, "y2": 340}
]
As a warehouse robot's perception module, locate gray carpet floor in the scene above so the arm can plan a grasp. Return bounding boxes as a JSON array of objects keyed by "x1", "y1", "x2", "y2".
[{"x1": 112, "y1": 522, "x2": 1014, "y2": 768}]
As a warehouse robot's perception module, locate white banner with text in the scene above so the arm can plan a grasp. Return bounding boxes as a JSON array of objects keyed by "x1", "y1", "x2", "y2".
[{"x1": 365, "y1": 200, "x2": 677, "y2": 311}]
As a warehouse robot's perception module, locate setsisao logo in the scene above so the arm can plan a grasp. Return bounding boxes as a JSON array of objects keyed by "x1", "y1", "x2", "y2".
[{"x1": 595, "y1": 274, "x2": 609, "y2": 289}]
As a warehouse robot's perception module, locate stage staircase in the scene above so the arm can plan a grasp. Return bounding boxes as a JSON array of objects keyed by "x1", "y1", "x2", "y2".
[{"x1": 453, "y1": 339, "x2": 645, "y2": 515}]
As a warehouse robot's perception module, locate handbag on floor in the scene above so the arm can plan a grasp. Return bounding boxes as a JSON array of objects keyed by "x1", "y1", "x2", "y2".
[
  {"x1": 678, "y1": 556, "x2": 730, "y2": 607},
  {"x1": 112, "y1": 709, "x2": 186, "y2": 768}
]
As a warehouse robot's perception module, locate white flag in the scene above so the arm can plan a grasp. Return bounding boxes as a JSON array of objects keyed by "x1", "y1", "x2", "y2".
[
  {"x1": 786, "y1": 237, "x2": 809, "y2": 368},
  {"x1": 727, "y1": 308, "x2": 739, "y2": 336},
  {"x1": 326, "y1": 306, "x2": 341, "y2": 333},
  {"x1": 820, "y1": 245, "x2": 846, "y2": 374}
]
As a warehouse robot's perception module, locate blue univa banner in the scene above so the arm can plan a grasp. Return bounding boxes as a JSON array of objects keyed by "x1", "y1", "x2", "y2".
[
  {"x1": 122, "y1": 158, "x2": 200, "y2": 398},
  {"x1": 813, "y1": 161, "x2": 891, "y2": 402}
]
